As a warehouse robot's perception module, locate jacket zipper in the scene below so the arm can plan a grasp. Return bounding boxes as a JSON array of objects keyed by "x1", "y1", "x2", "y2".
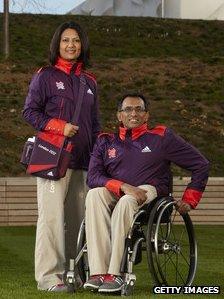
[{"x1": 59, "y1": 98, "x2": 64, "y2": 119}]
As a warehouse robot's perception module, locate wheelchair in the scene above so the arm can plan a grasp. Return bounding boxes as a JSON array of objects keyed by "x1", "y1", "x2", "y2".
[{"x1": 66, "y1": 195, "x2": 197, "y2": 295}]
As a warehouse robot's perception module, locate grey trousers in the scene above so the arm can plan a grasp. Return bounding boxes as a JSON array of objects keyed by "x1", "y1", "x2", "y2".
[
  {"x1": 85, "y1": 185, "x2": 157, "y2": 276},
  {"x1": 35, "y1": 169, "x2": 87, "y2": 290}
]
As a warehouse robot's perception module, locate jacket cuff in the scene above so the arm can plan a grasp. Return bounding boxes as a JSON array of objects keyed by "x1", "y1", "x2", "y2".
[
  {"x1": 182, "y1": 188, "x2": 203, "y2": 209},
  {"x1": 44, "y1": 119, "x2": 66, "y2": 135},
  {"x1": 105, "y1": 179, "x2": 124, "y2": 197}
]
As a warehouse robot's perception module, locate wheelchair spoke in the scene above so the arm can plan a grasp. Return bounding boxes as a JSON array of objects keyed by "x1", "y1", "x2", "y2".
[
  {"x1": 167, "y1": 229, "x2": 189, "y2": 249},
  {"x1": 159, "y1": 250, "x2": 175, "y2": 270},
  {"x1": 170, "y1": 212, "x2": 178, "y2": 241},
  {"x1": 157, "y1": 223, "x2": 169, "y2": 240},
  {"x1": 177, "y1": 226, "x2": 186, "y2": 242},
  {"x1": 158, "y1": 226, "x2": 164, "y2": 239},
  {"x1": 179, "y1": 250, "x2": 191, "y2": 267},
  {"x1": 171, "y1": 209, "x2": 178, "y2": 224},
  {"x1": 176, "y1": 251, "x2": 178, "y2": 284},
  {"x1": 168, "y1": 218, "x2": 189, "y2": 246},
  {"x1": 160, "y1": 250, "x2": 187, "y2": 285},
  {"x1": 173, "y1": 255, "x2": 186, "y2": 285}
]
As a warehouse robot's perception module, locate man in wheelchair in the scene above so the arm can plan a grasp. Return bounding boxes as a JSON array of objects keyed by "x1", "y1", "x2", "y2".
[{"x1": 83, "y1": 94, "x2": 209, "y2": 293}]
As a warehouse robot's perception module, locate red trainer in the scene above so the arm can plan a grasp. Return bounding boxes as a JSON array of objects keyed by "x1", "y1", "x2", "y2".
[
  {"x1": 83, "y1": 274, "x2": 105, "y2": 291},
  {"x1": 98, "y1": 274, "x2": 124, "y2": 293},
  {"x1": 48, "y1": 283, "x2": 67, "y2": 292}
]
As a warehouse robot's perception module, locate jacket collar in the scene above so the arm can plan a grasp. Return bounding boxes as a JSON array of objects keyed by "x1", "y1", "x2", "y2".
[
  {"x1": 54, "y1": 57, "x2": 83, "y2": 75},
  {"x1": 119, "y1": 123, "x2": 148, "y2": 141}
]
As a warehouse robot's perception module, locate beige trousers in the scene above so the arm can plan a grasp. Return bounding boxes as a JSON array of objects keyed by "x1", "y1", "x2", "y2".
[
  {"x1": 85, "y1": 185, "x2": 157, "y2": 276},
  {"x1": 35, "y1": 169, "x2": 87, "y2": 290}
]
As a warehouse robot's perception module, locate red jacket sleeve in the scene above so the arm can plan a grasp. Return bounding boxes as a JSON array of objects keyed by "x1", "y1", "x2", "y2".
[
  {"x1": 44, "y1": 118, "x2": 66, "y2": 135},
  {"x1": 163, "y1": 128, "x2": 210, "y2": 208},
  {"x1": 182, "y1": 188, "x2": 203, "y2": 209}
]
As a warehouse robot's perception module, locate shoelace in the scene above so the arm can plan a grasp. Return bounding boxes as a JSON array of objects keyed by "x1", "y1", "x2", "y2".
[
  {"x1": 91, "y1": 274, "x2": 105, "y2": 282},
  {"x1": 104, "y1": 274, "x2": 123, "y2": 284}
]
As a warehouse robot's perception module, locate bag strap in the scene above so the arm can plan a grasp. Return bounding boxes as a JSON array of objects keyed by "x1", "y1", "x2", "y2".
[{"x1": 71, "y1": 74, "x2": 86, "y2": 125}]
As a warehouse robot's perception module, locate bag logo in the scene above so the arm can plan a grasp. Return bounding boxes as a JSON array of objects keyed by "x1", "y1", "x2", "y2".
[{"x1": 56, "y1": 81, "x2": 65, "y2": 90}]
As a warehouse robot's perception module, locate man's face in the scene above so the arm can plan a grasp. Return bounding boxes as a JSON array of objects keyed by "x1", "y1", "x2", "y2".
[{"x1": 117, "y1": 96, "x2": 149, "y2": 129}]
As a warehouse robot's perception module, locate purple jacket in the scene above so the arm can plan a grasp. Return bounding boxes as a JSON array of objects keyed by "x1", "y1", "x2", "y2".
[
  {"x1": 23, "y1": 60, "x2": 100, "y2": 170},
  {"x1": 87, "y1": 124, "x2": 210, "y2": 208}
]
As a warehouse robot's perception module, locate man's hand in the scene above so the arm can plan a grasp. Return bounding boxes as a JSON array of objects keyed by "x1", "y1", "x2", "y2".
[
  {"x1": 64, "y1": 123, "x2": 79, "y2": 137},
  {"x1": 120, "y1": 183, "x2": 147, "y2": 205},
  {"x1": 175, "y1": 200, "x2": 191, "y2": 214}
]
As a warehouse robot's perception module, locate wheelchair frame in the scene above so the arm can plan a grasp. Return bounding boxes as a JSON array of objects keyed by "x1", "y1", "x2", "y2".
[{"x1": 66, "y1": 196, "x2": 197, "y2": 295}]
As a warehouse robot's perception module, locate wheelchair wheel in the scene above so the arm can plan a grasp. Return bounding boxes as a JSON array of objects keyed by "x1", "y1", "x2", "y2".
[
  {"x1": 76, "y1": 219, "x2": 89, "y2": 284},
  {"x1": 146, "y1": 197, "x2": 197, "y2": 286},
  {"x1": 146, "y1": 198, "x2": 169, "y2": 286}
]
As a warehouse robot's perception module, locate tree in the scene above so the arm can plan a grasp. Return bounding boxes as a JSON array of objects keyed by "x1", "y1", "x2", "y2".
[
  {"x1": 3, "y1": 0, "x2": 9, "y2": 59},
  {"x1": 2, "y1": 0, "x2": 46, "y2": 59}
]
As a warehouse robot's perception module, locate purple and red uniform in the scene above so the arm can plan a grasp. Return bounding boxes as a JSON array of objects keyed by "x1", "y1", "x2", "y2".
[
  {"x1": 23, "y1": 57, "x2": 100, "y2": 170},
  {"x1": 87, "y1": 123, "x2": 209, "y2": 208}
]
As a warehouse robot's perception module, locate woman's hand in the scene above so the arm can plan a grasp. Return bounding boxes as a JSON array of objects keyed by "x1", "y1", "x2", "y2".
[
  {"x1": 64, "y1": 123, "x2": 79, "y2": 137},
  {"x1": 121, "y1": 183, "x2": 147, "y2": 205}
]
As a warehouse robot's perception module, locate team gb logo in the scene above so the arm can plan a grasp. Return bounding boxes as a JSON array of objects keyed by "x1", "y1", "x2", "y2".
[
  {"x1": 56, "y1": 81, "x2": 65, "y2": 90},
  {"x1": 108, "y1": 148, "x2": 116, "y2": 158}
]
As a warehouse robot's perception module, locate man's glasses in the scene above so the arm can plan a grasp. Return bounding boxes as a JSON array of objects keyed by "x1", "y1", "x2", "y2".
[{"x1": 119, "y1": 106, "x2": 146, "y2": 114}]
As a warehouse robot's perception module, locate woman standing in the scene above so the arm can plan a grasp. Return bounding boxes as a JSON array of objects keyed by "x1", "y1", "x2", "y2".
[{"x1": 23, "y1": 21, "x2": 100, "y2": 292}]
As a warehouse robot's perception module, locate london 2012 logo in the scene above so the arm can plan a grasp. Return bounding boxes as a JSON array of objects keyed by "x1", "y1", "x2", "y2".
[
  {"x1": 56, "y1": 81, "x2": 65, "y2": 90},
  {"x1": 38, "y1": 144, "x2": 56, "y2": 156}
]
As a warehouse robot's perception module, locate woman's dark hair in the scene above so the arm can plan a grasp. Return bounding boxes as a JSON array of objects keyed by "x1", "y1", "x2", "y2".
[
  {"x1": 117, "y1": 93, "x2": 149, "y2": 111},
  {"x1": 49, "y1": 21, "x2": 90, "y2": 67}
]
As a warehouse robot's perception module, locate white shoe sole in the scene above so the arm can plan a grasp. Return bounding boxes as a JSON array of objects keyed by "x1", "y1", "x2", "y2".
[
  {"x1": 98, "y1": 286, "x2": 123, "y2": 293},
  {"x1": 83, "y1": 283, "x2": 101, "y2": 290}
]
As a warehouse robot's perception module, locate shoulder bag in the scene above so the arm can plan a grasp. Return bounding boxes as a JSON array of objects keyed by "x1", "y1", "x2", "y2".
[{"x1": 20, "y1": 75, "x2": 86, "y2": 180}]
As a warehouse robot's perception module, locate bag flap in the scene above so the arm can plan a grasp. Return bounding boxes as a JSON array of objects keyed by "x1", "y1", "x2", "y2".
[
  {"x1": 27, "y1": 132, "x2": 66, "y2": 174},
  {"x1": 37, "y1": 131, "x2": 66, "y2": 148}
]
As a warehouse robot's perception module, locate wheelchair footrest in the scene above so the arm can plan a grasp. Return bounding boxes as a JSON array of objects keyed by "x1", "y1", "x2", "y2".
[
  {"x1": 65, "y1": 259, "x2": 83, "y2": 292},
  {"x1": 121, "y1": 273, "x2": 136, "y2": 296}
]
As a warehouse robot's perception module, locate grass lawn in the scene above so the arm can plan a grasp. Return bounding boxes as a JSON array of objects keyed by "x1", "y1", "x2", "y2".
[{"x1": 0, "y1": 225, "x2": 223, "y2": 299}]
